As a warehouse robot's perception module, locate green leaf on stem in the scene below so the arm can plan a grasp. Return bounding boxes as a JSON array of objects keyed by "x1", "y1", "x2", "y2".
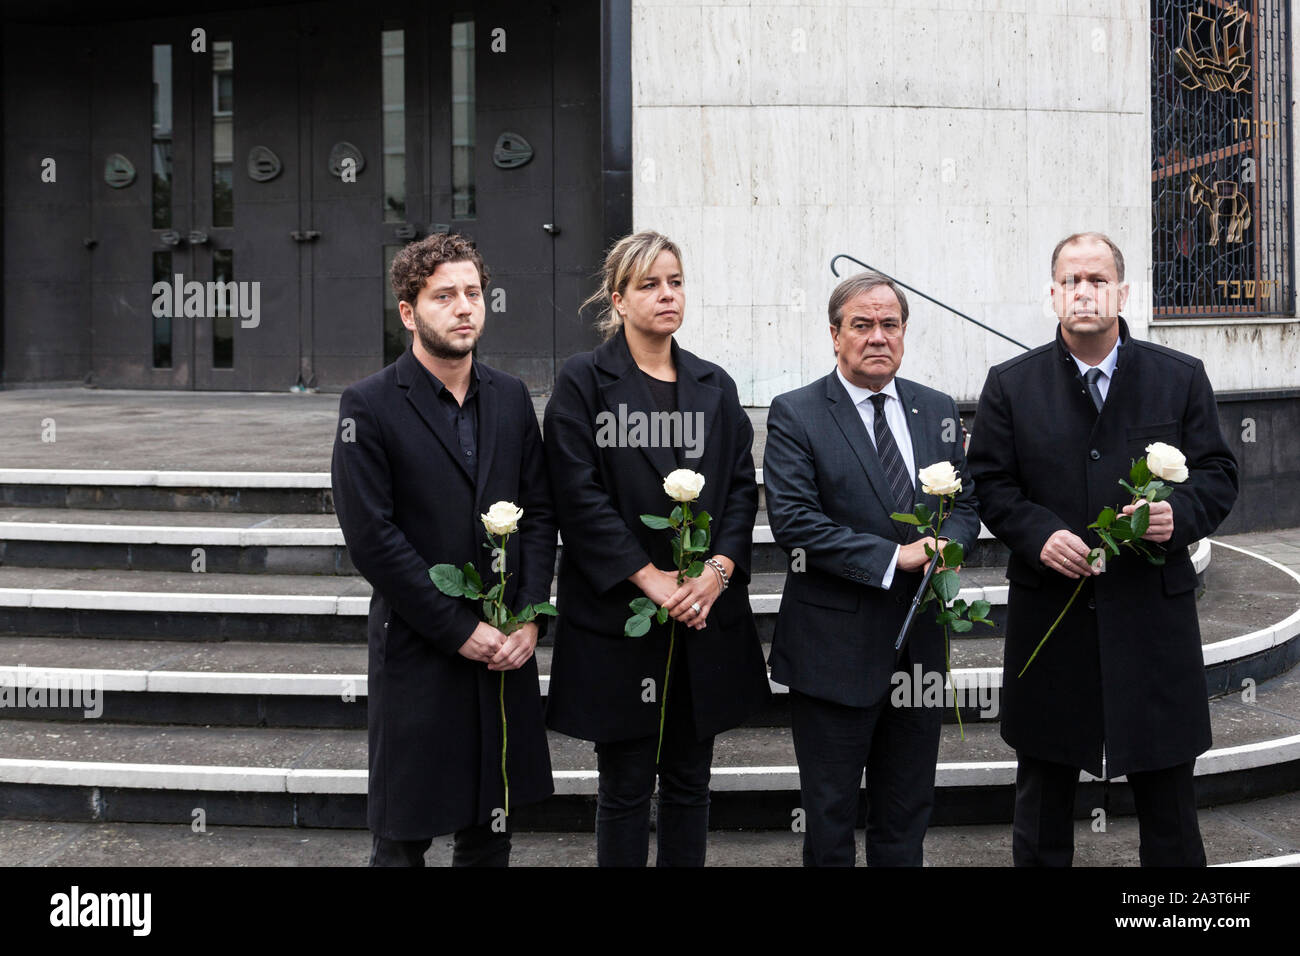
[
  {"x1": 1119, "y1": 479, "x2": 1141, "y2": 498},
  {"x1": 969, "y1": 599, "x2": 992, "y2": 622},
  {"x1": 1130, "y1": 458, "x2": 1151, "y2": 488},
  {"x1": 1092, "y1": 507, "x2": 1116, "y2": 530},
  {"x1": 641, "y1": 514, "x2": 672, "y2": 530},
  {"x1": 429, "y1": 564, "x2": 466, "y2": 597},
  {"x1": 891, "y1": 512, "x2": 922, "y2": 526},
  {"x1": 950, "y1": 599, "x2": 968, "y2": 615},
  {"x1": 483, "y1": 583, "x2": 504, "y2": 603},
  {"x1": 942, "y1": 541, "x2": 964, "y2": 568},
  {"x1": 670, "y1": 505, "x2": 684, "y2": 525},
  {"x1": 936, "y1": 609, "x2": 956, "y2": 627},
  {"x1": 462, "y1": 562, "x2": 483, "y2": 595},
  {"x1": 1110, "y1": 515, "x2": 1133, "y2": 540},
  {"x1": 531, "y1": 602, "x2": 558, "y2": 617},
  {"x1": 1147, "y1": 483, "x2": 1173, "y2": 504},
  {"x1": 629, "y1": 597, "x2": 658, "y2": 617},
  {"x1": 951, "y1": 619, "x2": 973, "y2": 633},
  {"x1": 1099, "y1": 530, "x2": 1119, "y2": 556},
  {"x1": 914, "y1": 504, "x2": 934, "y2": 526},
  {"x1": 685, "y1": 561, "x2": 705, "y2": 579},
  {"x1": 692, "y1": 512, "x2": 711, "y2": 530},
  {"x1": 931, "y1": 568, "x2": 960, "y2": 604},
  {"x1": 1131, "y1": 502, "x2": 1150, "y2": 539},
  {"x1": 625, "y1": 615, "x2": 651, "y2": 637},
  {"x1": 518, "y1": 606, "x2": 537, "y2": 622},
  {"x1": 655, "y1": 606, "x2": 669, "y2": 625}
]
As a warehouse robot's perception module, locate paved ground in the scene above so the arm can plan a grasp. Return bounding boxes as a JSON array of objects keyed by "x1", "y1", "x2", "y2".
[
  {"x1": 0, "y1": 389, "x2": 773, "y2": 470},
  {"x1": 4, "y1": 788, "x2": 1299, "y2": 866}
]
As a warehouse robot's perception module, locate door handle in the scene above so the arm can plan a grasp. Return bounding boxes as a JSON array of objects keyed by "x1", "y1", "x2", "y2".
[
  {"x1": 291, "y1": 230, "x2": 321, "y2": 242},
  {"x1": 188, "y1": 229, "x2": 209, "y2": 245}
]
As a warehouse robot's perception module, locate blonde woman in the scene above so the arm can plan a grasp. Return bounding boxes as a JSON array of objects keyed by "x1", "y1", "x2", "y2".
[{"x1": 543, "y1": 231, "x2": 770, "y2": 866}]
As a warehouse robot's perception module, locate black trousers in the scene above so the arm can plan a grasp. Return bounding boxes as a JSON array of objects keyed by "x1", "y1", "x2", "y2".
[
  {"x1": 789, "y1": 683, "x2": 943, "y2": 867},
  {"x1": 369, "y1": 819, "x2": 512, "y2": 867},
  {"x1": 593, "y1": 646, "x2": 714, "y2": 867},
  {"x1": 1012, "y1": 753, "x2": 1206, "y2": 867}
]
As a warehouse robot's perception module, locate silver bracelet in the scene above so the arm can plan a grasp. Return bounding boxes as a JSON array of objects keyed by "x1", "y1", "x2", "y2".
[{"x1": 705, "y1": 557, "x2": 730, "y2": 591}]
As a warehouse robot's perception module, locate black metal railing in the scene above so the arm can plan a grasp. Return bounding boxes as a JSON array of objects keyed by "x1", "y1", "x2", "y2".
[{"x1": 829, "y1": 254, "x2": 1032, "y2": 352}]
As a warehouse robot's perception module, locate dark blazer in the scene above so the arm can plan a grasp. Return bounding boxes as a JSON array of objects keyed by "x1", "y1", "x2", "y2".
[
  {"x1": 967, "y1": 318, "x2": 1238, "y2": 778},
  {"x1": 331, "y1": 347, "x2": 556, "y2": 839},
  {"x1": 764, "y1": 371, "x2": 981, "y2": 708},
  {"x1": 542, "y1": 329, "x2": 771, "y2": 743}
]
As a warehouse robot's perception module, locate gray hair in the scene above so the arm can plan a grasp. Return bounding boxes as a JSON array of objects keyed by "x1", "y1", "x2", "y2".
[
  {"x1": 1050, "y1": 231, "x2": 1126, "y2": 283},
  {"x1": 827, "y1": 270, "x2": 909, "y2": 328}
]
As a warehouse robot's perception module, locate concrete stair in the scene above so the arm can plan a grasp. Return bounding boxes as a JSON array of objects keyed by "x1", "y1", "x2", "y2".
[{"x1": 2, "y1": 468, "x2": 1299, "y2": 841}]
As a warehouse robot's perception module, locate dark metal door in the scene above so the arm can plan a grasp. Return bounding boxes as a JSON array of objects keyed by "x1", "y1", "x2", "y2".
[
  {"x1": 88, "y1": 19, "x2": 195, "y2": 388},
  {"x1": 191, "y1": 10, "x2": 302, "y2": 389},
  {"x1": 455, "y1": 3, "x2": 557, "y2": 392}
]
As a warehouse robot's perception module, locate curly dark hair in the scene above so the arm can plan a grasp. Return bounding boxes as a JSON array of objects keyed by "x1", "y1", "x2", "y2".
[{"x1": 389, "y1": 233, "x2": 490, "y2": 305}]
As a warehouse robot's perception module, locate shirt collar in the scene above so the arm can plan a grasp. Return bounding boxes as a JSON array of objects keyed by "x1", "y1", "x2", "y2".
[
  {"x1": 1069, "y1": 334, "x2": 1120, "y2": 381},
  {"x1": 835, "y1": 367, "x2": 899, "y2": 408},
  {"x1": 421, "y1": 355, "x2": 480, "y2": 399}
]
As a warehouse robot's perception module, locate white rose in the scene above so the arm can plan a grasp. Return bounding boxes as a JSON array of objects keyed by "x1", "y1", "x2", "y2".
[
  {"x1": 481, "y1": 501, "x2": 524, "y2": 536},
  {"x1": 918, "y1": 461, "x2": 962, "y2": 497},
  {"x1": 1145, "y1": 442, "x2": 1188, "y2": 483},
  {"x1": 663, "y1": 469, "x2": 706, "y2": 503}
]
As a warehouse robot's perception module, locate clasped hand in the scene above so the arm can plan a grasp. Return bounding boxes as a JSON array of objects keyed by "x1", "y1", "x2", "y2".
[
  {"x1": 458, "y1": 619, "x2": 539, "y2": 670},
  {"x1": 637, "y1": 565, "x2": 722, "y2": 631}
]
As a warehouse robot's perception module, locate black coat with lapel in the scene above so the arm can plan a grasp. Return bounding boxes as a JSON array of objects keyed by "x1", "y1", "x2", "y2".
[
  {"x1": 967, "y1": 318, "x2": 1238, "y2": 777},
  {"x1": 331, "y1": 347, "x2": 556, "y2": 839},
  {"x1": 763, "y1": 371, "x2": 981, "y2": 708},
  {"x1": 542, "y1": 330, "x2": 771, "y2": 743}
]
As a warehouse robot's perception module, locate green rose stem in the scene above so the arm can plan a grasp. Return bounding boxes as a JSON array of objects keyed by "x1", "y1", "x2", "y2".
[
  {"x1": 1016, "y1": 551, "x2": 1096, "y2": 679},
  {"x1": 929, "y1": 495, "x2": 963, "y2": 739},
  {"x1": 656, "y1": 501, "x2": 691, "y2": 765},
  {"x1": 495, "y1": 531, "x2": 510, "y2": 817}
]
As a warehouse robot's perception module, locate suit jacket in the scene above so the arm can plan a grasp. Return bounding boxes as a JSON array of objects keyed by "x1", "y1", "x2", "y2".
[
  {"x1": 542, "y1": 329, "x2": 771, "y2": 743},
  {"x1": 967, "y1": 318, "x2": 1238, "y2": 777},
  {"x1": 764, "y1": 371, "x2": 981, "y2": 708},
  {"x1": 331, "y1": 347, "x2": 556, "y2": 839}
]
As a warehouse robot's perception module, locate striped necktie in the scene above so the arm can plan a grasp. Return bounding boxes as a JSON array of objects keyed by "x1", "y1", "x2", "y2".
[{"x1": 869, "y1": 393, "x2": 914, "y2": 516}]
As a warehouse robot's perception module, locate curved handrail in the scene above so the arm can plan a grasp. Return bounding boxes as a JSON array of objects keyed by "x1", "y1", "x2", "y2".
[{"x1": 830, "y1": 253, "x2": 1032, "y2": 352}]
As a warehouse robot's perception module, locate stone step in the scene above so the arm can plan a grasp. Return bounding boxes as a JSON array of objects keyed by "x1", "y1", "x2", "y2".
[
  {"x1": 2, "y1": 661, "x2": 1298, "y2": 829},
  {"x1": 5, "y1": 796, "x2": 1300, "y2": 865},
  {"x1": 0, "y1": 563, "x2": 1017, "y2": 642},
  {"x1": 6, "y1": 539, "x2": 1291, "y2": 733},
  {"x1": 0, "y1": 504, "x2": 1010, "y2": 574}
]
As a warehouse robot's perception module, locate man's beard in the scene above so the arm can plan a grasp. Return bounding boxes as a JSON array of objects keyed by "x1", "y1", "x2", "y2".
[{"x1": 413, "y1": 311, "x2": 478, "y2": 359}]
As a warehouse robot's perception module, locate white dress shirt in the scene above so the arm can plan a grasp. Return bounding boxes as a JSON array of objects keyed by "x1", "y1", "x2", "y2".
[
  {"x1": 1070, "y1": 335, "x2": 1120, "y2": 403},
  {"x1": 835, "y1": 368, "x2": 917, "y2": 589}
]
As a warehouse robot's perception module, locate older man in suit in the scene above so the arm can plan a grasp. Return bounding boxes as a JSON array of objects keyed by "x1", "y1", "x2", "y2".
[
  {"x1": 331, "y1": 233, "x2": 556, "y2": 867},
  {"x1": 967, "y1": 231, "x2": 1238, "y2": 866},
  {"x1": 763, "y1": 270, "x2": 980, "y2": 866}
]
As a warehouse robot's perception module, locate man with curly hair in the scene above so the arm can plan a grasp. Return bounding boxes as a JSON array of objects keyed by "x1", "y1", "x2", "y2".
[{"x1": 332, "y1": 233, "x2": 557, "y2": 866}]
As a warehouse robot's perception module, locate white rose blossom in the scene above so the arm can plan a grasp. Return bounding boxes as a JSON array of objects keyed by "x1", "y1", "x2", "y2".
[
  {"x1": 481, "y1": 501, "x2": 524, "y2": 536},
  {"x1": 918, "y1": 461, "x2": 962, "y2": 497},
  {"x1": 663, "y1": 469, "x2": 706, "y2": 503},
  {"x1": 1145, "y1": 442, "x2": 1188, "y2": 483}
]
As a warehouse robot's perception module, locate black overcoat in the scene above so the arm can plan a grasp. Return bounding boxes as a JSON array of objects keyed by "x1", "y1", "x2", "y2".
[
  {"x1": 331, "y1": 348, "x2": 556, "y2": 839},
  {"x1": 542, "y1": 330, "x2": 771, "y2": 743},
  {"x1": 967, "y1": 319, "x2": 1238, "y2": 777}
]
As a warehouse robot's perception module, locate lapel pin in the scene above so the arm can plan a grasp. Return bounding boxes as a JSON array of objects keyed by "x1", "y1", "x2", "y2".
[{"x1": 911, "y1": 408, "x2": 918, "y2": 414}]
